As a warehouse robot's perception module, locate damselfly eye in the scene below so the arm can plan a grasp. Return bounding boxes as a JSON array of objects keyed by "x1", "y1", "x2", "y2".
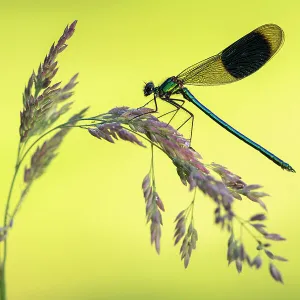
[{"x1": 144, "y1": 82, "x2": 155, "y2": 96}]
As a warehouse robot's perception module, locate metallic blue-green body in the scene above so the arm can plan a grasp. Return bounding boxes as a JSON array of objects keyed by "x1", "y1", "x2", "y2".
[{"x1": 156, "y1": 78, "x2": 295, "y2": 172}]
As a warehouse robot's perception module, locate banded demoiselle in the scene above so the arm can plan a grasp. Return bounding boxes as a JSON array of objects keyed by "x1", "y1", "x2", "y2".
[{"x1": 143, "y1": 24, "x2": 295, "y2": 172}]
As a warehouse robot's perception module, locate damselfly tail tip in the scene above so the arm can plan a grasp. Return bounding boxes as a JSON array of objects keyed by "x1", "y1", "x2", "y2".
[{"x1": 285, "y1": 164, "x2": 296, "y2": 173}]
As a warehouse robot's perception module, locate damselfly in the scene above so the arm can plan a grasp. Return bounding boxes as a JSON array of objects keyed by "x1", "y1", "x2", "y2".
[{"x1": 143, "y1": 24, "x2": 295, "y2": 172}]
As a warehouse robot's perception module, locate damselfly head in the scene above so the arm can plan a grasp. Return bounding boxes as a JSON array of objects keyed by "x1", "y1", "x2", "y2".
[{"x1": 143, "y1": 81, "x2": 155, "y2": 96}]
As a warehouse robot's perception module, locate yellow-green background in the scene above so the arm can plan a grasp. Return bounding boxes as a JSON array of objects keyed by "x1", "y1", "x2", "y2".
[{"x1": 0, "y1": 0, "x2": 299, "y2": 299}]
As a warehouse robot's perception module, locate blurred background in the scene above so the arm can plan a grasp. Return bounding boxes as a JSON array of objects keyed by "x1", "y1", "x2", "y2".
[{"x1": 0, "y1": 0, "x2": 299, "y2": 299}]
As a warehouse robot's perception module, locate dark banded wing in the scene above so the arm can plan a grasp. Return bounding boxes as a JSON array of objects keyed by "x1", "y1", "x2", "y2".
[{"x1": 177, "y1": 24, "x2": 284, "y2": 86}]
